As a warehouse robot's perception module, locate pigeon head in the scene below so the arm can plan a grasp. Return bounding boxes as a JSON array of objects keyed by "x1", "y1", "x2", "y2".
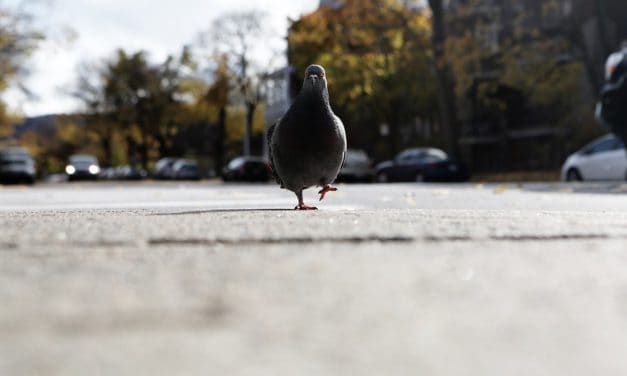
[{"x1": 303, "y1": 64, "x2": 327, "y2": 92}]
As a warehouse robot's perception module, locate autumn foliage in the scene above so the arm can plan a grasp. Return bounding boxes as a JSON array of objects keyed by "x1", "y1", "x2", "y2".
[{"x1": 289, "y1": 0, "x2": 438, "y2": 158}]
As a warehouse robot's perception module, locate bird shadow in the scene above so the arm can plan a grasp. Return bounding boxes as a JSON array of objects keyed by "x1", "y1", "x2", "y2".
[{"x1": 150, "y1": 208, "x2": 295, "y2": 216}]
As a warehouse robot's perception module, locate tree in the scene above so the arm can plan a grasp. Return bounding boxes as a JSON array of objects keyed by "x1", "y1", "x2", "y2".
[
  {"x1": 559, "y1": 0, "x2": 627, "y2": 91},
  {"x1": 199, "y1": 10, "x2": 279, "y2": 156},
  {"x1": 288, "y1": 0, "x2": 437, "y2": 158},
  {"x1": 74, "y1": 48, "x2": 201, "y2": 168},
  {"x1": 0, "y1": 2, "x2": 44, "y2": 140},
  {"x1": 72, "y1": 61, "x2": 118, "y2": 165},
  {"x1": 200, "y1": 54, "x2": 230, "y2": 173}
]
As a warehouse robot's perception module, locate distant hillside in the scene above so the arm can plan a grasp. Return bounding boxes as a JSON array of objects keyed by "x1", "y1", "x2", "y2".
[{"x1": 12, "y1": 114, "x2": 59, "y2": 138}]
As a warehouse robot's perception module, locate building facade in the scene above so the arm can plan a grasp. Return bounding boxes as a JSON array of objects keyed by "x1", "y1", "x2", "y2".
[{"x1": 447, "y1": 0, "x2": 627, "y2": 172}]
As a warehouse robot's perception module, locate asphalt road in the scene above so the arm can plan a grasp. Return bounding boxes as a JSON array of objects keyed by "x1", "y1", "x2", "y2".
[{"x1": 2, "y1": 181, "x2": 627, "y2": 375}]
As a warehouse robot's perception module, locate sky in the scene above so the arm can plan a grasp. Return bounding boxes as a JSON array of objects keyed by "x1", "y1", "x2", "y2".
[{"x1": 3, "y1": 0, "x2": 319, "y2": 117}]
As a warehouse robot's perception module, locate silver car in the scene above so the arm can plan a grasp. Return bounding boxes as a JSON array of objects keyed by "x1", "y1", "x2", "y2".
[
  {"x1": 561, "y1": 134, "x2": 627, "y2": 181},
  {"x1": 337, "y1": 149, "x2": 373, "y2": 182}
]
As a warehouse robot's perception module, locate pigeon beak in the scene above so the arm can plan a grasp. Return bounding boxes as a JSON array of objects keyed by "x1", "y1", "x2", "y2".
[{"x1": 307, "y1": 74, "x2": 319, "y2": 85}]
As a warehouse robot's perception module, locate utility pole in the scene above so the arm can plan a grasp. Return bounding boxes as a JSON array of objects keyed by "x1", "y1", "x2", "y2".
[
  {"x1": 596, "y1": 0, "x2": 612, "y2": 59},
  {"x1": 428, "y1": 0, "x2": 459, "y2": 159}
]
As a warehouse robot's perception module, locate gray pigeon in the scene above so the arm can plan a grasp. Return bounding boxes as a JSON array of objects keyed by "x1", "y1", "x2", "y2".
[{"x1": 268, "y1": 64, "x2": 347, "y2": 210}]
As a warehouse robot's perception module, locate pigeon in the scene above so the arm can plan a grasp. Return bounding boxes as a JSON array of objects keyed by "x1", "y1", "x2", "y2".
[{"x1": 267, "y1": 64, "x2": 347, "y2": 210}]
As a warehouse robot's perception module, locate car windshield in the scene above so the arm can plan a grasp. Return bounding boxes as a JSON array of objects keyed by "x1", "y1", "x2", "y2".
[
  {"x1": 0, "y1": 148, "x2": 30, "y2": 159},
  {"x1": 582, "y1": 136, "x2": 623, "y2": 154},
  {"x1": 175, "y1": 159, "x2": 197, "y2": 168},
  {"x1": 228, "y1": 158, "x2": 245, "y2": 169},
  {"x1": 346, "y1": 150, "x2": 368, "y2": 161},
  {"x1": 70, "y1": 155, "x2": 97, "y2": 164},
  {"x1": 397, "y1": 148, "x2": 447, "y2": 163},
  {"x1": 425, "y1": 149, "x2": 448, "y2": 161},
  {"x1": 156, "y1": 158, "x2": 176, "y2": 168},
  {"x1": 414, "y1": 149, "x2": 447, "y2": 164}
]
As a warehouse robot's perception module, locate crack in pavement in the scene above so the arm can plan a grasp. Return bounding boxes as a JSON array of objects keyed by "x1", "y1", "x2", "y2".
[
  {"x1": 490, "y1": 234, "x2": 610, "y2": 241},
  {"x1": 1, "y1": 233, "x2": 618, "y2": 251},
  {"x1": 147, "y1": 233, "x2": 616, "y2": 246},
  {"x1": 148, "y1": 235, "x2": 416, "y2": 246}
]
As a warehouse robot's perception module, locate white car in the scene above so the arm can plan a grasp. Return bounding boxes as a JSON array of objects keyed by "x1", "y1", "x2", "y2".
[{"x1": 561, "y1": 134, "x2": 627, "y2": 181}]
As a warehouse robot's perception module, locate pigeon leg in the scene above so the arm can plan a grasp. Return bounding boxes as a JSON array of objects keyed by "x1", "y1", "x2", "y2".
[
  {"x1": 295, "y1": 190, "x2": 317, "y2": 210},
  {"x1": 318, "y1": 185, "x2": 338, "y2": 201}
]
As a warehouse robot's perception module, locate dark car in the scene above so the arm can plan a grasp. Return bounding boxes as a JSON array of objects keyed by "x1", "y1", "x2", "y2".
[
  {"x1": 172, "y1": 159, "x2": 201, "y2": 180},
  {"x1": 99, "y1": 167, "x2": 117, "y2": 180},
  {"x1": 0, "y1": 147, "x2": 36, "y2": 184},
  {"x1": 375, "y1": 148, "x2": 470, "y2": 183},
  {"x1": 153, "y1": 157, "x2": 178, "y2": 180},
  {"x1": 114, "y1": 165, "x2": 147, "y2": 180},
  {"x1": 65, "y1": 154, "x2": 100, "y2": 181},
  {"x1": 222, "y1": 156, "x2": 271, "y2": 182}
]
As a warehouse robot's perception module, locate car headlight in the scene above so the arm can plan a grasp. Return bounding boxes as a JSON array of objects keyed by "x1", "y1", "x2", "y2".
[
  {"x1": 65, "y1": 165, "x2": 76, "y2": 175},
  {"x1": 89, "y1": 165, "x2": 100, "y2": 174}
]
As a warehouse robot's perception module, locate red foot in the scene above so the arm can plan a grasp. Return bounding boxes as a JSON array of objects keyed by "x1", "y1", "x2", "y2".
[
  {"x1": 318, "y1": 185, "x2": 338, "y2": 201},
  {"x1": 295, "y1": 203, "x2": 318, "y2": 210}
]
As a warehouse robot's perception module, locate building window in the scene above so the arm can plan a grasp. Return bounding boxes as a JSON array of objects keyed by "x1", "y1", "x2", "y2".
[
  {"x1": 542, "y1": 0, "x2": 570, "y2": 28},
  {"x1": 561, "y1": 0, "x2": 573, "y2": 17},
  {"x1": 475, "y1": 22, "x2": 500, "y2": 52}
]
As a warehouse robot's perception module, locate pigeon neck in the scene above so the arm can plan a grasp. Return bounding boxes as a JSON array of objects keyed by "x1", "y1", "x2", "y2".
[{"x1": 301, "y1": 87, "x2": 331, "y2": 108}]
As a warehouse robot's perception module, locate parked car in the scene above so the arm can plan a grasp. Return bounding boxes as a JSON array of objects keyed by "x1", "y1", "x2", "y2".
[
  {"x1": 118, "y1": 165, "x2": 147, "y2": 180},
  {"x1": 171, "y1": 159, "x2": 201, "y2": 180},
  {"x1": 99, "y1": 167, "x2": 117, "y2": 180},
  {"x1": 375, "y1": 148, "x2": 470, "y2": 183},
  {"x1": 561, "y1": 134, "x2": 627, "y2": 181},
  {"x1": 0, "y1": 147, "x2": 36, "y2": 184},
  {"x1": 337, "y1": 149, "x2": 373, "y2": 182},
  {"x1": 153, "y1": 157, "x2": 178, "y2": 179},
  {"x1": 222, "y1": 156, "x2": 271, "y2": 182},
  {"x1": 65, "y1": 154, "x2": 100, "y2": 181}
]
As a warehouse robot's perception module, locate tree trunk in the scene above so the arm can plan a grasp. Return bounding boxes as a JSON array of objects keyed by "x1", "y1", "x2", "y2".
[
  {"x1": 101, "y1": 134, "x2": 112, "y2": 167},
  {"x1": 244, "y1": 101, "x2": 256, "y2": 156},
  {"x1": 138, "y1": 128, "x2": 149, "y2": 170},
  {"x1": 214, "y1": 106, "x2": 226, "y2": 174},
  {"x1": 126, "y1": 136, "x2": 138, "y2": 167},
  {"x1": 595, "y1": 0, "x2": 612, "y2": 60},
  {"x1": 428, "y1": 0, "x2": 459, "y2": 159}
]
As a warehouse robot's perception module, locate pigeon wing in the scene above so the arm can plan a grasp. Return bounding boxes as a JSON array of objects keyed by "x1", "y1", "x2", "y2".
[
  {"x1": 334, "y1": 114, "x2": 347, "y2": 169},
  {"x1": 266, "y1": 121, "x2": 284, "y2": 188}
]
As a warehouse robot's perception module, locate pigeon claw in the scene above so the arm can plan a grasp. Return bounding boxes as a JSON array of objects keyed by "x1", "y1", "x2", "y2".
[
  {"x1": 295, "y1": 203, "x2": 318, "y2": 210},
  {"x1": 318, "y1": 185, "x2": 338, "y2": 201}
]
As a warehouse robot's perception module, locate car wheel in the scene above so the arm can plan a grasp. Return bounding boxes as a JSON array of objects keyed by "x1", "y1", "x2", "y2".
[
  {"x1": 414, "y1": 173, "x2": 424, "y2": 182},
  {"x1": 376, "y1": 172, "x2": 388, "y2": 183},
  {"x1": 566, "y1": 168, "x2": 583, "y2": 182}
]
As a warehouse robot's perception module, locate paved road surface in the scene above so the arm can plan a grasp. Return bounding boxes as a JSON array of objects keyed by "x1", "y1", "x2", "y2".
[{"x1": 2, "y1": 181, "x2": 627, "y2": 375}]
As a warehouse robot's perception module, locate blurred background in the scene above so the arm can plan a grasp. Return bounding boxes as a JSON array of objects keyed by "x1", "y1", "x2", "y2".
[{"x1": 0, "y1": 0, "x2": 625, "y2": 184}]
